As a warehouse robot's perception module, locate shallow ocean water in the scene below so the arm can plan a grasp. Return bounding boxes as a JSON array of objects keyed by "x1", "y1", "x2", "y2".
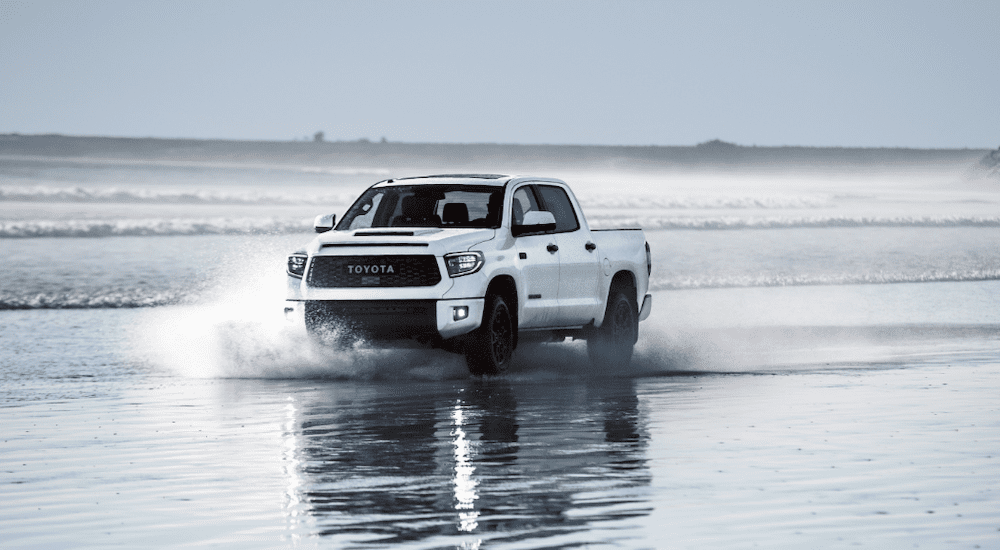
[
  {"x1": 2, "y1": 156, "x2": 1000, "y2": 548},
  {"x1": 3, "y1": 285, "x2": 999, "y2": 549}
]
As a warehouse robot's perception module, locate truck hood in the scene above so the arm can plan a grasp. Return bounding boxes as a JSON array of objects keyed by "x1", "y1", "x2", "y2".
[{"x1": 308, "y1": 227, "x2": 496, "y2": 256}]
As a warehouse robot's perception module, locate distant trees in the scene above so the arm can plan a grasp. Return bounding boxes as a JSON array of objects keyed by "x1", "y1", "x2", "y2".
[
  {"x1": 978, "y1": 145, "x2": 1000, "y2": 178},
  {"x1": 298, "y1": 132, "x2": 391, "y2": 144},
  {"x1": 696, "y1": 139, "x2": 738, "y2": 150}
]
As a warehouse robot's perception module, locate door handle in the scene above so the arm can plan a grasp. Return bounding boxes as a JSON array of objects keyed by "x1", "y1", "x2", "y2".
[
  {"x1": 546, "y1": 244, "x2": 559, "y2": 253},
  {"x1": 585, "y1": 242, "x2": 597, "y2": 252}
]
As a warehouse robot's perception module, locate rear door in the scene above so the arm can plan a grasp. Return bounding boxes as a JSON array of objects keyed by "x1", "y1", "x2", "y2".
[{"x1": 535, "y1": 184, "x2": 603, "y2": 326}]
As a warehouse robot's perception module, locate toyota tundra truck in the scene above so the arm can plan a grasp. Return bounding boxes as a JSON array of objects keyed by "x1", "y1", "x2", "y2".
[{"x1": 284, "y1": 174, "x2": 652, "y2": 375}]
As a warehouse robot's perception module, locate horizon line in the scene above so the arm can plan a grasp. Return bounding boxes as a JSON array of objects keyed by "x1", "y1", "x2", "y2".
[{"x1": 1, "y1": 132, "x2": 993, "y2": 152}]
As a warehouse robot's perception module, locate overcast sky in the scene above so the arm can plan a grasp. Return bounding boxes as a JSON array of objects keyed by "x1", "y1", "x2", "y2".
[{"x1": 1, "y1": 1, "x2": 997, "y2": 148}]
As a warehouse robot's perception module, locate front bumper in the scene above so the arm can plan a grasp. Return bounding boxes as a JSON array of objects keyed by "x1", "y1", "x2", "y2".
[{"x1": 284, "y1": 297, "x2": 484, "y2": 343}]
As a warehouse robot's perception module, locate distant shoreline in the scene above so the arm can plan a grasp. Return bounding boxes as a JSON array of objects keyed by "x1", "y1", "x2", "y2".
[{"x1": 0, "y1": 133, "x2": 991, "y2": 172}]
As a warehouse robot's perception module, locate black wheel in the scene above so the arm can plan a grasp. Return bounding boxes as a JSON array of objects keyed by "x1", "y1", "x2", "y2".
[
  {"x1": 465, "y1": 294, "x2": 515, "y2": 375},
  {"x1": 588, "y1": 289, "x2": 637, "y2": 369}
]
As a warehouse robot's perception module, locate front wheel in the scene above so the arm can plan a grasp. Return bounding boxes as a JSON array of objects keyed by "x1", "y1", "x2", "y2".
[
  {"x1": 588, "y1": 289, "x2": 637, "y2": 370},
  {"x1": 465, "y1": 294, "x2": 515, "y2": 375}
]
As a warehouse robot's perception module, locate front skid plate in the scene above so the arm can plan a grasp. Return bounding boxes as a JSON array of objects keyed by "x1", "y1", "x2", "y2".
[{"x1": 304, "y1": 299, "x2": 438, "y2": 341}]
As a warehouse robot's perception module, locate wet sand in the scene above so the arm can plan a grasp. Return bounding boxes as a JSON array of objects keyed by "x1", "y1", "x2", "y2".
[{"x1": 2, "y1": 293, "x2": 999, "y2": 549}]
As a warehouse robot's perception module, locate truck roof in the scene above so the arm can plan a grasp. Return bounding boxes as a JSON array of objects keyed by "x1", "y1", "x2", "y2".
[
  {"x1": 373, "y1": 174, "x2": 510, "y2": 187},
  {"x1": 372, "y1": 174, "x2": 566, "y2": 188}
]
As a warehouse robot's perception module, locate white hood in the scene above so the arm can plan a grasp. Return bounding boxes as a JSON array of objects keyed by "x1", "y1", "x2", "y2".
[{"x1": 308, "y1": 227, "x2": 496, "y2": 257}]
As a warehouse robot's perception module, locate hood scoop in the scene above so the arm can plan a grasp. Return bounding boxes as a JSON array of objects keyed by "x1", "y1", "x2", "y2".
[
  {"x1": 354, "y1": 231, "x2": 414, "y2": 236},
  {"x1": 323, "y1": 241, "x2": 429, "y2": 248}
]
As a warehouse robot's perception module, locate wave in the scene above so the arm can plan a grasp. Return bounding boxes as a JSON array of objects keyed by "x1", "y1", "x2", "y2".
[
  {"x1": 2, "y1": 185, "x2": 831, "y2": 210},
  {"x1": 578, "y1": 194, "x2": 831, "y2": 210},
  {"x1": 649, "y1": 268, "x2": 1000, "y2": 290},
  {"x1": 7, "y1": 269, "x2": 999, "y2": 310},
  {"x1": 299, "y1": 166, "x2": 391, "y2": 176},
  {"x1": 0, "y1": 185, "x2": 358, "y2": 206},
  {"x1": 0, "y1": 153, "x2": 391, "y2": 176},
  {"x1": 0, "y1": 289, "x2": 188, "y2": 310},
  {"x1": 6, "y1": 212, "x2": 1000, "y2": 238},
  {"x1": 0, "y1": 217, "x2": 313, "y2": 238},
  {"x1": 589, "y1": 215, "x2": 1000, "y2": 230}
]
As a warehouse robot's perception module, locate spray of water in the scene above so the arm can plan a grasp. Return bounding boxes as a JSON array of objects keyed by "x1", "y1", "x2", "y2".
[
  {"x1": 128, "y1": 251, "x2": 918, "y2": 381},
  {"x1": 132, "y1": 301, "x2": 471, "y2": 380},
  {"x1": 126, "y1": 236, "x2": 702, "y2": 380},
  {"x1": 128, "y1": 236, "x2": 469, "y2": 380}
]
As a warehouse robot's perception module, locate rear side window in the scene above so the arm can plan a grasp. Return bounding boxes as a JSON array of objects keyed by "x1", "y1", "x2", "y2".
[{"x1": 536, "y1": 185, "x2": 579, "y2": 233}]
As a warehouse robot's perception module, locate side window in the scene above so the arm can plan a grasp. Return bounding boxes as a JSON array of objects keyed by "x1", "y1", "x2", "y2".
[
  {"x1": 536, "y1": 185, "x2": 580, "y2": 233},
  {"x1": 511, "y1": 186, "x2": 540, "y2": 226}
]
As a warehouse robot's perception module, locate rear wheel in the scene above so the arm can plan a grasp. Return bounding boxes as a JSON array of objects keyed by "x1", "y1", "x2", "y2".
[
  {"x1": 588, "y1": 289, "x2": 637, "y2": 370},
  {"x1": 465, "y1": 294, "x2": 514, "y2": 375}
]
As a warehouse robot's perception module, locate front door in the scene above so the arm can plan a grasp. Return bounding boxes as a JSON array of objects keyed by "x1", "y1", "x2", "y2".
[{"x1": 510, "y1": 185, "x2": 560, "y2": 328}]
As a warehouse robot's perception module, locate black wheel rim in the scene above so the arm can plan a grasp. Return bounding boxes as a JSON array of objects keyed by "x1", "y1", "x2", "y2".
[{"x1": 489, "y1": 302, "x2": 513, "y2": 367}]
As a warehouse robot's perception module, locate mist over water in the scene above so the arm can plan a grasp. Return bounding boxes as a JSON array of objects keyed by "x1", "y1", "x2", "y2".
[{"x1": 4, "y1": 155, "x2": 1000, "y2": 307}]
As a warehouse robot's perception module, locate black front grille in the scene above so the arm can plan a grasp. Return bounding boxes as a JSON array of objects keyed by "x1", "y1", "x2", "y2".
[
  {"x1": 307, "y1": 255, "x2": 442, "y2": 288},
  {"x1": 304, "y1": 300, "x2": 438, "y2": 341}
]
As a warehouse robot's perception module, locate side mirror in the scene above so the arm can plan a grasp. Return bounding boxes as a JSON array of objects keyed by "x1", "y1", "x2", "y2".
[
  {"x1": 314, "y1": 213, "x2": 336, "y2": 233},
  {"x1": 512, "y1": 210, "x2": 556, "y2": 237}
]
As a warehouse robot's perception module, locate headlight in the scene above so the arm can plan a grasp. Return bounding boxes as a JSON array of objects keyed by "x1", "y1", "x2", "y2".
[
  {"x1": 287, "y1": 254, "x2": 307, "y2": 278},
  {"x1": 444, "y1": 251, "x2": 484, "y2": 277}
]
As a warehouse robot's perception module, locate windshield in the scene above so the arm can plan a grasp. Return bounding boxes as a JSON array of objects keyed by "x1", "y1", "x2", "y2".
[{"x1": 337, "y1": 185, "x2": 505, "y2": 230}]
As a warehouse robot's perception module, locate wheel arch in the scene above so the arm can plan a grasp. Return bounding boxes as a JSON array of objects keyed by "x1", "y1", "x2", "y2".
[
  {"x1": 609, "y1": 270, "x2": 639, "y2": 345},
  {"x1": 486, "y1": 275, "x2": 519, "y2": 349},
  {"x1": 609, "y1": 269, "x2": 638, "y2": 306}
]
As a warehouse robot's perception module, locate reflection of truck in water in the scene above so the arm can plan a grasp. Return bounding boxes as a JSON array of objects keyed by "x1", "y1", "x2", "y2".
[
  {"x1": 283, "y1": 378, "x2": 650, "y2": 539},
  {"x1": 284, "y1": 174, "x2": 652, "y2": 374}
]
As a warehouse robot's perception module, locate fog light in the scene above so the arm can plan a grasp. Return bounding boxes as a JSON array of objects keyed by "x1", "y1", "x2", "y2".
[{"x1": 453, "y1": 306, "x2": 469, "y2": 321}]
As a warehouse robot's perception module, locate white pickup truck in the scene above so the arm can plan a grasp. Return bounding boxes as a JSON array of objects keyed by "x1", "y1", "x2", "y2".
[{"x1": 284, "y1": 174, "x2": 652, "y2": 375}]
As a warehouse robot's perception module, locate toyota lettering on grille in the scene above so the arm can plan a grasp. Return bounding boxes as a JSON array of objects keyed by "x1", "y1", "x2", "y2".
[{"x1": 347, "y1": 264, "x2": 395, "y2": 274}]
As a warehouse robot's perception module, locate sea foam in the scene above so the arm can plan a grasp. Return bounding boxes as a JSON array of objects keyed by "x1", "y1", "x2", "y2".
[
  {"x1": 5, "y1": 213, "x2": 1000, "y2": 239},
  {"x1": 6, "y1": 268, "x2": 1000, "y2": 310},
  {"x1": 649, "y1": 268, "x2": 1000, "y2": 291},
  {"x1": 0, "y1": 185, "x2": 358, "y2": 205},
  {"x1": 0, "y1": 217, "x2": 313, "y2": 238},
  {"x1": 588, "y1": 215, "x2": 1000, "y2": 230}
]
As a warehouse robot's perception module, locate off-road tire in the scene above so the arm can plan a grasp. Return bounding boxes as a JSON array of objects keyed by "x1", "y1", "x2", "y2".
[
  {"x1": 588, "y1": 289, "x2": 638, "y2": 370},
  {"x1": 465, "y1": 294, "x2": 515, "y2": 375}
]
